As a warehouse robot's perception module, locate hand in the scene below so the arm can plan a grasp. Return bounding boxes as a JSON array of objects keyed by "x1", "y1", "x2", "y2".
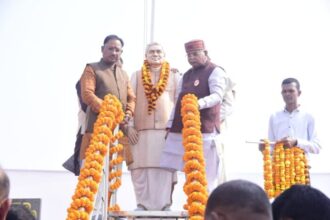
[
  {"x1": 119, "y1": 124, "x2": 128, "y2": 135},
  {"x1": 259, "y1": 144, "x2": 265, "y2": 152},
  {"x1": 127, "y1": 126, "x2": 139, "y2": 145},
  {"x1": 122, "y1": 114, "x2": 130, "y2": 125},
  {"x1": 279, "y1": 137, "x2": 297, "y2": 148},
  {"x1": 259, "y1": 143, "x2": 265, "y2": 152},
  {"x1": 259, "y1": 140, "x2": 266, "y2": 152}
]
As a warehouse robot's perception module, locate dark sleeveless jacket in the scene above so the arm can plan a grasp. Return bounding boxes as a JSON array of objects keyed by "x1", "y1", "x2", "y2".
[
  {"x1": 85, "y1": 60, "x2": 129, "y2": 132},
  {"x1": 170, "y1": 61, "x2": 220, "y2": 133}
]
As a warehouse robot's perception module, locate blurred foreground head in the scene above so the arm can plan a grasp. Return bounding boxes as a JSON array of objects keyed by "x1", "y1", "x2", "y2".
[
  {"x1": 272, "y1": 184, "x2": 330, "y2": 220},
  {"x1": 0, "y1": 167, "x2": 10, "y2": 220},
  {"x1": 205, "y1": 179, "x2": 272, "y2": 220}
]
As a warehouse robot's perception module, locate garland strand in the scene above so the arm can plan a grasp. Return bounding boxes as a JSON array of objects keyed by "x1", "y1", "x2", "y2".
[
  {"x1": 293, "y1": 147, "x2": 308, "y2": 184},
  {"x1": 66, "y1": 94, "x2": 124, "y2": 220},
  {"x1": 262, "y1": 140, "x2": 310, "y2": 199},
  {"x1": 141, "y1": 60, "x2": 170, "y2": 114},
  {"x1": 181, "y1": 94, "x2": 208, "y2": 220},
  {"x1": 107, "y1": 131, "x2": 124, "y2": 211},
  {"x1": 262, "y1": 140, "x2": 275, "y2": 198}
]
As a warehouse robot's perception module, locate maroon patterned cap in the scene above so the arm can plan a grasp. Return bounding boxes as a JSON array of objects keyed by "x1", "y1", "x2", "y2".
[{"x1": 184, "y1": 39, "x2": 205, "y2": 52}]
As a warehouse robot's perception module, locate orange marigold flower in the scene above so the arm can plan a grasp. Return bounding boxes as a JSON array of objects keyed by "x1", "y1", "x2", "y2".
[
  {"x1": 141, "y1": 60, "x2": 170, "y2": 114},
  {"x1": 67, "y1": 94, "x2": 124, "y2": 219},
  {"x1": 181, "y1": 93, "x2": 208, "y2": 220}
]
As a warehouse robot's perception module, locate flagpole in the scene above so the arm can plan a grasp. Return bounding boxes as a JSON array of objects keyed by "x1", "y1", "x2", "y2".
[{"x1": 143, "y1": 0, "x2": 155, "y2": 50}]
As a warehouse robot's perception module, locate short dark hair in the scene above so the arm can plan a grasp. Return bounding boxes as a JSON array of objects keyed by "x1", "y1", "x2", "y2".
[
  {"x1": 205, "y1": 179, "x2": 272, "y2": 217},
  {"x1": 0, "y1": 167, "x2": 10, "y2": 201},
  {"x1": 103, "y1": 34, "x2": 124, "y2": 47},
  {"x1": 282, "y1": 77, "x2": 300, "y2": 91},
  {"x1": 272, "y1": 184, "x2": 330, "y2": 220}
]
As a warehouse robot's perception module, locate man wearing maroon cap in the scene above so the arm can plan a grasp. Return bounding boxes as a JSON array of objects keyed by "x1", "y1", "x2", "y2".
[{"x1": 160, "y1": 39, "x2": 232, "y2": 192}]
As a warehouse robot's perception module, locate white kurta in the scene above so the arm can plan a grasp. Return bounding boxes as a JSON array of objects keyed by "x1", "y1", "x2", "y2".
[
  {"x1": 216, "y1": 75, "x2": 236, "y2": 184},
  {"x1": 160, "y1": 66, "x2": 229, "y2": 192},
  {"x1": 128, "y1": 68, "x2": 181, "y2": 210},
  {"x1": 160, "y1": 132, "x2": 220, "y2": 192}
]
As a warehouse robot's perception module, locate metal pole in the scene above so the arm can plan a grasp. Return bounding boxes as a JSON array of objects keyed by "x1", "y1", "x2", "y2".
[
  {"x1": 143, "y1": 0, "x2": 148, "y2": 51},
  {"x1": 143, "y1": 0, "x2": 155, "y2": 50},
  {"x1": 150, "y1": 0, "x2": 155, "y2": 42}
]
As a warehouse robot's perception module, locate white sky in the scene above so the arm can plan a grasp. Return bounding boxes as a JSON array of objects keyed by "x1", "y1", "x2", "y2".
[{"x1": 0, "y1": 0, "x2": 330, "y2": 173}]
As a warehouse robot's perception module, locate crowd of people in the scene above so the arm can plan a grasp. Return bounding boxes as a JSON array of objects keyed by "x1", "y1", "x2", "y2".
[{"x1": 1, "y1": 33, "x2": 328, "y2": 219}]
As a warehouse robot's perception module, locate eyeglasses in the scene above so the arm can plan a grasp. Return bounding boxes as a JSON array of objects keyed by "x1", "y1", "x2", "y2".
[{"x1": 186, "y1": 50, "x2": 205, "y2": 58}]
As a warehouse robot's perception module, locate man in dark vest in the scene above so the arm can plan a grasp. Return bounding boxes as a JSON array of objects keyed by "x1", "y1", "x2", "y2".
[
  {"x1": 160, "y1": 39, "x2": 231, "y2": 192},
  {"x1": 62, "y1": 58, "x2": 127, "y2": 176},
  {"x1": 79, "y1": 34, "x2": 136, "y2": 162}
]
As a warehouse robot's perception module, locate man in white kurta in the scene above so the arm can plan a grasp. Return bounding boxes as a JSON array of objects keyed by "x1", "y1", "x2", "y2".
[
  {"x1": 127, "y1": 43, "x2": 181, "y2": 210},
  {"x1": 160, "y1": 40, "x2": 232, "y2": 193},
  {"x1": 215, "y1": 76, "x2": 236, "y2": 184}
]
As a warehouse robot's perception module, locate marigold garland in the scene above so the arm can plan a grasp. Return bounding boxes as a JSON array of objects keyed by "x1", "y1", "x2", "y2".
[
  {"x1": 66, "y1": 94, "x2": 124, "y2": 220},
  {"x1": 262, "y1": 140, "x2": 275, "y2": 198},
  {"x1": 107, "y1": 131, "x2": 124, "y2": 211},
  {"x1": 181, "y1": 94, "x2": 208, "y2": 220},
  {"x1": 108, "y1": 131, "x2": 124, "y2": 211},
  {"x1": 186, "y1": 171, "x2": 208, "y2": 186},
  {"x1": 141, "y1": 60, "x2": 170, "y2": 114},
  {"x1": 284, "y1": 148, "x2": 294, "y2": 189},
  {"x1": 262, "y1": 140, "x2": 310, "y2": 199},
  {"x1": 303, "y1": 153, "x2": 310, "y2": 185},
  {"x1": 293, "y1": 147, "x2": 308, "y2": 184}
]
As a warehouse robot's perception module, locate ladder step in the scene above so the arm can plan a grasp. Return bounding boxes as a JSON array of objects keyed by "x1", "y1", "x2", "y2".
[{"x1": 108, "y1": 211, "x2": 189, "y2": 219}]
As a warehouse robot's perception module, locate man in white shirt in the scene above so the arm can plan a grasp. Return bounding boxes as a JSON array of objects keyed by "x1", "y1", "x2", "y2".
[{"x1": 260, "y1": 77, "x2": 321, "y2": 155}]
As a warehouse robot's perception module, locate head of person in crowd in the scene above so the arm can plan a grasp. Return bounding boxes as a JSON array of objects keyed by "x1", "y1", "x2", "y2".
[
  {"x1": 272, "y1": 184, "x2": 330, "y2": 220},
  {"x1": 205, "y1": 179, "x2": 273, "y2": 220},
  {"x1": 145, "y1": 42, "x2": 166, "y2": 67},
  {"x1": 281, "y1": 77, "x2": 301, "y2": 112},
  {"x1": 6, "y1": 204, "x2": 36, "y2": 220},
  {"x1": 184, "y1": 39, "x2": 209, "y2": 69},
  {"x1": 0, "y1": 167, "x2": 10, "y2": 220},
  {"x1": 101, "y1": 34, "x2": 124, "y2": 65}
]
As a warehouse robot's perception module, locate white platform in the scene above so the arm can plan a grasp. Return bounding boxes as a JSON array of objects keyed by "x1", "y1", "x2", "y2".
[
  {"x1": 108, "y1": 210, "x2": 188, "y2": 220},
  {"x1": 6, "y1": 169, "x2": 330, "y2": 220}
]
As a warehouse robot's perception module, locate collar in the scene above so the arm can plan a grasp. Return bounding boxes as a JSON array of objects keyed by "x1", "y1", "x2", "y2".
[{"x1": 283, "y1": 104, "x2": 301, "y2": 113}]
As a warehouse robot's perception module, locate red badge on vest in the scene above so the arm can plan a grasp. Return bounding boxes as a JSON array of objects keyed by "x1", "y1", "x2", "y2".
[{"x1": 194, "y1": 79, "x2": 199, "y2": 86}]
